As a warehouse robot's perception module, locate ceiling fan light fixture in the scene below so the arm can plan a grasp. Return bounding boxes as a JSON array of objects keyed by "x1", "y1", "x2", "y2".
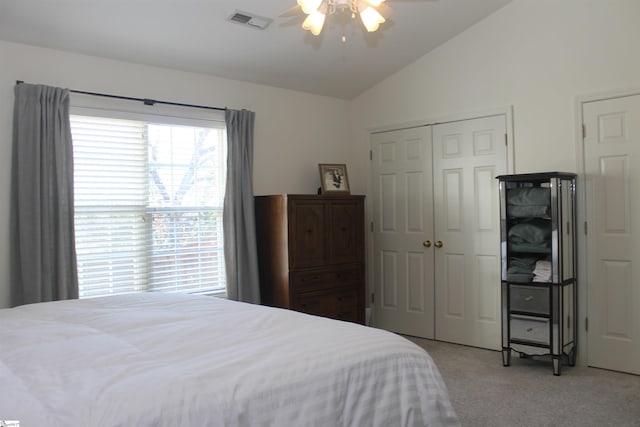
[
  {"x1": 298, "y1": 0, "x2": 324, "y2": 14},
  {"x1": 302, "y1": 10, "x2": 326, "y2": 35},
  {"x1": 359, "y1": 6, "x2": 385, "y2": 32},
  {"x1": 297, "y1": 0, "x2": 387, "y2": 37}
]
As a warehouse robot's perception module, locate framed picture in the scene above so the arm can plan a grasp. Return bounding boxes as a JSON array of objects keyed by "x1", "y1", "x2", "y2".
[{"x1": 319, "y1": 163, "x2": 350, "y2": 194}]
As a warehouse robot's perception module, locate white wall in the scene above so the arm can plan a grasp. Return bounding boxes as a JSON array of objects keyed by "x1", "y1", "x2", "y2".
[
  {"x1": 350, "y1": 0, "x2": 640, "y2": 173},
  {"x1": 349, "y1": 0, "x2": 640, "y2": 364},
  {"x1": 0, "y1": 40, "x2": 353, "y2": 308}
]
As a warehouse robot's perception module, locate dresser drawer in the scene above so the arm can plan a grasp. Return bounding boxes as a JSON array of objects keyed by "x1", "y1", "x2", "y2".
[
  {"x1": 510, "y1": 315, "x2": 550, "y2": 345},
  {"x1": 293, "y1": 287, "x2": 359, "y2": 322},
  {"x1": 290, "y1": 266, "x2": 361, "y2": 292},
  {"x1": 510, "y1": 284, "x2": 549, "y2": 315}
]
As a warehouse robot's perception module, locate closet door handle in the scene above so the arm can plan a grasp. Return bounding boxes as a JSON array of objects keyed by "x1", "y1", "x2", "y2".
[
  {"x1": 423, "y1": 240, "x2": 432, "y2": 248},
  {"x1": 434, "y1": 240, "x2": 444, "y2": 248}
]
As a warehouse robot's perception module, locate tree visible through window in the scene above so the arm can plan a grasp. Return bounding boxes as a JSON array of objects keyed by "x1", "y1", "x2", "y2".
[{"x1": 71, "y1": 114, "x2": 226, "y2": 298}]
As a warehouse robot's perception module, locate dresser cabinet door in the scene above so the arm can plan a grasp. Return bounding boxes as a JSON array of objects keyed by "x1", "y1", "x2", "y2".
[
  {"x1": 289, "y1": 200, "x2": 328, "y2": 269},
  {"x1": 329, "y1": 199, "x2": 364, "y2": 265}
]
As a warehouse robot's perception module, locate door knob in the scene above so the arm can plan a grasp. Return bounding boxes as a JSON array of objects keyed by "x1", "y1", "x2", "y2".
[
  {"x1": 434, "y1": 240, "x2": 444, "y2": 248},
  {"x1": 423, "y1": 240, "x2": 432, "y2": 248}
]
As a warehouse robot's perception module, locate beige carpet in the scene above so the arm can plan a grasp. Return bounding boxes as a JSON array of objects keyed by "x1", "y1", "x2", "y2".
[{"x1": 406, "y1": 336, "x2": 640, "y2": 427}]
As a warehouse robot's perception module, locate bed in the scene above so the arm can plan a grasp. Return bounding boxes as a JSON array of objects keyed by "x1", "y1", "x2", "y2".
[{"x1": 0, "y1": 293, "x2": 458, "y2": 426}]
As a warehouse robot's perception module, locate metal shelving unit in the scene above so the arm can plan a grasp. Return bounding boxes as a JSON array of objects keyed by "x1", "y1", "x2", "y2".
[{"x1": 497, "y1": 172, "x2": 577, "y2": 376}]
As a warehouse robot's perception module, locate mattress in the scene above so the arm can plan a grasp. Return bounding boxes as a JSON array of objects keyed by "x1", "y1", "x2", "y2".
[{"x1": 0, "y1": 293, "x2": 458, "y2": 426}]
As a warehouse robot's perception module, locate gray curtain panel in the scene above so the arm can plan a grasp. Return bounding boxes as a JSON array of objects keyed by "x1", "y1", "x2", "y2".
[
  {"x1": 10, "y1": 83, "x2": 79, "y2": 306},
  {"x1": 223, "y1": 109, "x2": 261, "y2": 304}
]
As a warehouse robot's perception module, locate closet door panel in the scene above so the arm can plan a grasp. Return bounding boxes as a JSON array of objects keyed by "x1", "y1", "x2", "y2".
[
  {"x1": 443, "y1": 169, "x2": 464, "y2": 232},
  {"x1": 381, "y1": 250, "x2": 399, "y2": 308},
  {"x1": 372, "y1": 126, "x2": 435, "y2": 338},
  {"x1": 433, "y1": 115, "x2": 506, "y2": 350},
  {"x1": 475, "y1": 166, "x2": 500, "y2": 324},
  {"x1": 444, "y1": 253, "x2": 465, "y2": 318}
]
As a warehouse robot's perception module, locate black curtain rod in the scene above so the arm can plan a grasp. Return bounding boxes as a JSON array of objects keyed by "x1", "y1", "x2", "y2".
[{"x1": 15, "y1": 80, "x2": 226, "y2": 112}]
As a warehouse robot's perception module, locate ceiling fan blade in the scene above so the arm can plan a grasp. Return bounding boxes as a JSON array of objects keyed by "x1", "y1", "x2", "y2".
[
  {"x1": 280, "y1": 4, "x2": 303, "y2": 18},
  {"x1": 376, "y1": 3, "x2": 392, "y2": 17}
]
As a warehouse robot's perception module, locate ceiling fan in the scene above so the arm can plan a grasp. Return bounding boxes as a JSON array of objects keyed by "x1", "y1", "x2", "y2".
[{"x1": 292, "y1": 0, "x2": 389, "y2": 37}]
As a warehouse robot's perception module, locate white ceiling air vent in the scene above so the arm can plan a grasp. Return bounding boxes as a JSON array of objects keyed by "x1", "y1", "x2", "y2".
[{"x1": 227, "y1": 10, "x2": 273, "y2": 30}]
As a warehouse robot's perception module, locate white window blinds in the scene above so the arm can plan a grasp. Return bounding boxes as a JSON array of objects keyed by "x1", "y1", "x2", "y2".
[{"x1": 71, "y1": 113, "x2": 227, "y2": 298}]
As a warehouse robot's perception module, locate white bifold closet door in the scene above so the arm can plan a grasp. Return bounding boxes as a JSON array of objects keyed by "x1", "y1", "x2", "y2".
[
  {"x1": 371, "y1": 126, "x2": 435, "y2": 338},
  {"x1": 372, "y1": 115, "x2": 507, "y2": 350}
]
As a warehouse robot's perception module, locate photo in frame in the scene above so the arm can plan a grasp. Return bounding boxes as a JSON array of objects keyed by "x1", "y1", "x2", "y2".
[{"x1": 318, "y1": 163, "x2": 350, "y2": 194}]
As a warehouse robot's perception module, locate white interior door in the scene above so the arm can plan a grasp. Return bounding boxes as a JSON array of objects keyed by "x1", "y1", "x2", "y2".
[
  {"x1": 371, "y1": 126, "x2": 435, "y2": 338},
  {"x1": 432, "y1": 115, "x2": 507, "y2": 350},
  {"x1": 583, "y1": 94, "x2": 640, "y2": 375}
]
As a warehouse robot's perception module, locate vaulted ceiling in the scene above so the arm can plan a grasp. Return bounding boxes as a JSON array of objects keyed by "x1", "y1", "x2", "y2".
[{"x1": 0, "y1": 0, "x2": 512, "y2": 99}]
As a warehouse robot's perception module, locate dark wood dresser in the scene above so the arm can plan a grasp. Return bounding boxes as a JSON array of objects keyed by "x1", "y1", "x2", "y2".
[{"x1": 254, "y1": 194, "x2": 365, "y2": 324}]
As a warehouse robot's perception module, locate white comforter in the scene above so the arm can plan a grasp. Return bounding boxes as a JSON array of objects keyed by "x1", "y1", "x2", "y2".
[{"x1": 0, "y1": 293, "x2": 458, "y2": 426}]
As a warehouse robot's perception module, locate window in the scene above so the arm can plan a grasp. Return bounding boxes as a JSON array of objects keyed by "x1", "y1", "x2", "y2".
[{"x1": 70, "y1": 107, "x2": 226, "y2": 298}]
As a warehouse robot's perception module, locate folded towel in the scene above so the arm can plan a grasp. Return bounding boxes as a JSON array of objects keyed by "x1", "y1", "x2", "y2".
[
  {"x1": 507, "y1": 187, "x2": 550, "y2": 206},
  {"x1": 508, "y1": 205, "x2": 550, "y2": 218},
  {"x1": 507, "y1": 256, "x2": 538, "y2": 273},
  {"x1": 533, "y1": 259, "x2": 552, "y2": 282},
  {"x1": 508, "y1": 218, "x2": 552, "y2": 245},
  {"x1": 506, "y1": 272, "x2": 535, "y2": 283}
]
